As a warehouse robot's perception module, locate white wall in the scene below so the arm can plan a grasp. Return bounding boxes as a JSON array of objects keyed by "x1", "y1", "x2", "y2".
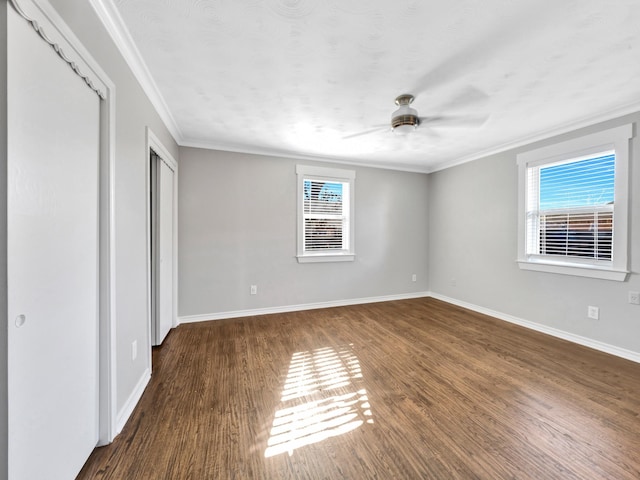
[
  {"x1": 43, "y1": 0, "x2": 179, "y2": 417},
  {"x1": 428, "y1": 113, "x2": 640, "y2": 355},
  {"x1": 178, "y1": 147, "x2": 429, "y2": 318},
  {"x1": 0, "y1": 2, "x2": 8, "y2": 477}
]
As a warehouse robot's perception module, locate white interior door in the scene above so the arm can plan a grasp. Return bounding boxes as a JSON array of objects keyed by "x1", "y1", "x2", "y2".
[
  {"x1": 7, "y1": 6, "x2": 100, "y2": 479},
  {"x1": 156, "y1": 158, "x2": 175, "y2": 344}
]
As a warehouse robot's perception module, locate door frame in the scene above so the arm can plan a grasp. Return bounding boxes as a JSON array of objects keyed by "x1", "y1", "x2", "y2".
[{"x1": 146, "y1": 128, "x2": 178, "y2": 356}]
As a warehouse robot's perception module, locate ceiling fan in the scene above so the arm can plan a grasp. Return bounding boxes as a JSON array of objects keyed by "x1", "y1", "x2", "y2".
[
  {"x1": 391, "y1": 93, "x2": 422, "y2": 134},
  {"x1": 344, "y1": 90, "x2": 489, "y2": 139}
]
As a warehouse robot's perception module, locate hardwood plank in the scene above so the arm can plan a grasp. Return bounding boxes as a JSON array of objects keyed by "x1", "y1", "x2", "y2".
[{"x1": 77, "y1": 298, "x2": 640, "y2": 479}]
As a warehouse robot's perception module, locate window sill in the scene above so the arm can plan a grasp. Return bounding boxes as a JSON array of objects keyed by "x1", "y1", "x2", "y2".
[
  {"x1": 517, "y1": 259, "x2": 628, "y2": 281},
  {"x1": 297, "y1": 253, "x2": 355, "y2": 264}
]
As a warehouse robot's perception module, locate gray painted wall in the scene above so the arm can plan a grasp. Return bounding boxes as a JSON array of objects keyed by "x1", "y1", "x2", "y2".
[
  {"x1": 178, "y1": 147, "x2": 429, "y2": 317},
  {"x1": 428, "y1": 113, "x2": 640, "y2": 354},
  {"x1": 46, "y1": 0, "x2": 179, "y2": 414}
]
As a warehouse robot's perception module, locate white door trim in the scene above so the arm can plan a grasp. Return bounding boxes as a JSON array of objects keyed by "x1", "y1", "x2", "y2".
[{"x1": 8, "y1": 0, "x2": 118, "y2": 445}]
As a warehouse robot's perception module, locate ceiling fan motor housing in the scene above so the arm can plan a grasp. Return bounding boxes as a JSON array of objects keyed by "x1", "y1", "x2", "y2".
[{"x1": 391, "y1": 94, "x2": 419, "y2": 132}]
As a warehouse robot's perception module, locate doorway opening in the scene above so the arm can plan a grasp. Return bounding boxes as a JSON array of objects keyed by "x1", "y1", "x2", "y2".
[{"x1": 147, "y1": 129, "x2": 178, "y2": 352}]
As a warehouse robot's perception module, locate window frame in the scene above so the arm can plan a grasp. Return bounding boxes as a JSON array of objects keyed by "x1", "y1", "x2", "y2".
[
  {"x1": 516, "y1": 123, "x2": 632, "y2": 281},
  {"x1": 296, "y1": 165, "x2": 356, "y2": 263}
]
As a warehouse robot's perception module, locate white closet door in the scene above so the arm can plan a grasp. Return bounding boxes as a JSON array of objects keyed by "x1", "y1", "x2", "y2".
[
  {"x1": 156, "y1": 159, "x2": 175, "y2": 344},
  {"x1": 7, "y1": 6, "x2": 100, "y2": 480}
]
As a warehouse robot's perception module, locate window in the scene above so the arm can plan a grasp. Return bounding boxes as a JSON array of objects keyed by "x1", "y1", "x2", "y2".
[
  {"x1": 535, "y1": 153, "x2": 614, "y2": 260},
  {"x1": 517, "y1": 124, "x2": 632, "y2": 281},
  {"x1": 296, "y1": 165, "x2": 355, "y2": 263}
]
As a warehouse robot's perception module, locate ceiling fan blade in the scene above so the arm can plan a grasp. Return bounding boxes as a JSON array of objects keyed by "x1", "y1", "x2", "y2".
[
  {"x1": 342, "y1": 126, "x2": 388, "y2": 140},
  {"x1": 409, "y1": 4, "x2": 557, "y2": 96},
  {"x1": 434, "y1": 86, "x2": 489, "y2": 112},
  {"x1": 417, "y1": 127, "x2": 441, "y2": 139},
  {"x1": 419, "y1": 114, "x2": 489, "y2": 128}
]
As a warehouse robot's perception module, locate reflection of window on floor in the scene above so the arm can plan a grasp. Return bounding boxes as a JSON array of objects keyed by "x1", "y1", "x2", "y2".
[{"x1": 264, "y1": 344, "x2": 373, "y2": 458}]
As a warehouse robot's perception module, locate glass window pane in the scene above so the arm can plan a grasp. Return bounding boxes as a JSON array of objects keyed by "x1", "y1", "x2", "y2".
[{"x1": 539, "y1": 154, "x2": 614, "y2": 210}]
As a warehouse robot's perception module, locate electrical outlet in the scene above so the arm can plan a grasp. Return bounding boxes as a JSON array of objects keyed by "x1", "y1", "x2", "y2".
[
  {"x1": 411, "y1": 274, "x2": 417, "y2": 282},
  {"x1": 587, "y1": 306, "x2": 599, "y2": 320},
  {"x1": 250, "y1": 285, "x2": 257, "y2": 295},
  {"x1": 629, "y1": 291, "x2": 640, "y2": 305},
  {"x1": 131, "y1": 340, "x2": 137, "y2": 361}
]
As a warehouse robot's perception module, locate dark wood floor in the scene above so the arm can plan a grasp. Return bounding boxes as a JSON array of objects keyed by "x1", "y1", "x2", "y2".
[{"x1": 78, "y1": 298, "x2": 640, "y2": 479}]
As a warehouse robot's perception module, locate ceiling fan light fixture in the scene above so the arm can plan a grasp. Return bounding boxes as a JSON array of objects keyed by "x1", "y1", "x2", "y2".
[
  {"x1": 391, "y1": 110, "x2": 419, "y2": 134},
  {"x1": 391, "y1": 94, "x2": 419, "y2": 134}
]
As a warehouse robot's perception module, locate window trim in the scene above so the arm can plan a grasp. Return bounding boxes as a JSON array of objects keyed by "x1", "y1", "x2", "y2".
[
  {"x1": 516, "y1": 123, "x2": 632, "y2": 281},
  {"x1": 296, "y1": 165, "x2": 355, "y2": 263}
]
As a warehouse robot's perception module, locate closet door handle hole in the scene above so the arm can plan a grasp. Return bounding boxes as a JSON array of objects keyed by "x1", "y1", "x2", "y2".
[{"x1": 15, "y1": 314, "x2": 26, "y2": 328}]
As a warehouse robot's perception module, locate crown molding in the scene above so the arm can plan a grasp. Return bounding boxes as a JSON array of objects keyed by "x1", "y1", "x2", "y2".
[
  {"x1": 88, "y1": 0, "x2": 183, "y2": 143},
  {"x1": 428, "y1": 100, "x2": 640, "y2": 173},
  {"x1": 180, "y1": 137, "x2": 432, "y2": 174}
]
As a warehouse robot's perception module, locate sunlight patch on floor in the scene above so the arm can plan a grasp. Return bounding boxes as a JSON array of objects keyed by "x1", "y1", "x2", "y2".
[{"x1": 265, "y1": 344, "x2": 373, "y2": 458}]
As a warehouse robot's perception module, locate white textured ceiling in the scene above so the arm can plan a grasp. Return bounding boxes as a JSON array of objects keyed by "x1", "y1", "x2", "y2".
[{"x1": 101, "y1": 0, "x2": 640, "y2": 172}]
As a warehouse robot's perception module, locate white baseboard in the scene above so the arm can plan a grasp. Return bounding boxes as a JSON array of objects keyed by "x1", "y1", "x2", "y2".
[
  {"x1": 178, "y1": 290, "x2": 639, "y2": 363},
  {"x1": 178, "y1": 291, "x2": 431, "y2": 323},
  {"x1": 116, "y1": 367, "x2": 151, "y2": 434},
  {"x1": 429, "y1": 292, "x2": 640, "y2": 364}
]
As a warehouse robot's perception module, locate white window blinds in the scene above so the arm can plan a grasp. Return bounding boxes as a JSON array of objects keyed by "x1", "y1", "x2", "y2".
[
  {"x1": 303, "y1": 179, "x2": 349, "y2": 251},
  {"x1": 526, "y1": 153, "x2": 614, "y2": 262}
]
